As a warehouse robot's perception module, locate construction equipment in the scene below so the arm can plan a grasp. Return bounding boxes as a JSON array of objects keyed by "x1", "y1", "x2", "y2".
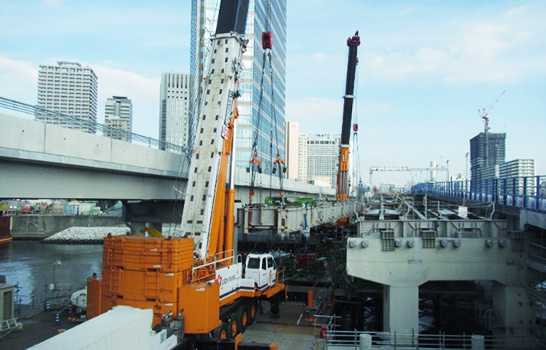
[
  {"x1": 86, "y1": 1, "x2": 285, "y2": 348},
  {"x1": 478, "y1": 90, "x2": 505, "y2": 134},
  {"x1": 337, "y1": 32, "x2": 361, "y2": 201},
  {"x1": 478, "y1": 90, "x2": 505, "y2": 168}
]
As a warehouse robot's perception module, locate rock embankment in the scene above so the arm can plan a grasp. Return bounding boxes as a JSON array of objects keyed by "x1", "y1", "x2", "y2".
[{"x1": 43, "y1": 226, "x2": 130, "y2": 244}]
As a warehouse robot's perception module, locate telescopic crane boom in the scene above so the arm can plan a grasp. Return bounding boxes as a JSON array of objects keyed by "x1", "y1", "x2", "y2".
[
  {"x1": 337, "y1": 31, "x2": 360, "y2": 201},
  {"x1": 87, "y1": 1, "x2": 286, "y2": 346}
]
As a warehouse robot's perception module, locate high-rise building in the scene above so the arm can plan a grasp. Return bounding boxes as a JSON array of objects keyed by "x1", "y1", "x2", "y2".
[
  {"x1": 306, "y1": 134, "x2": 340, "y2": 188},
  {"x1": 482, "y1": 159, "x2": 536, "y2": 179},
  {"x1": 298, "y1": 134, "x2": 308, "y2": 183},
  {"x1": 191, "y1": 0, "x2": 287, "y2": 171},
  {"x1": 105, "y1": 96, "x2": 132, "y2": 142},
  {"x1": 285, "y1": 121, "x2": 300, "y2": 181},
  {"x1": 470, "y1": 132, "x2": 506, "y2": 180},
  {"x1": 159, "y1": 72, "x2": 190, "y2": 150},
  {"x1": 500, "y1": 159, "x2": 535, "y2": 178},
  {"x1": 37, "y1": 61, "x2": 98, "y2": 134}
]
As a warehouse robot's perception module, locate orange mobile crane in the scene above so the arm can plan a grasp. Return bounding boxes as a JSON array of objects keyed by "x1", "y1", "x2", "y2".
[
  {"x1": 87, "y1": 1, "x2": 285, "y2": 348},
  {"x1": 337, "y1": 32, "x2": 361, "y2": 201}
]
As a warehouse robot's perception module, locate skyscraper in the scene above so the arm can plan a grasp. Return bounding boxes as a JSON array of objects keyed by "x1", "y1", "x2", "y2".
[
  {"x1": 285, "y1": 121, "x2": 300, "y2": 181},
  {"x1": 105, "y1": 96, "x2": 132, "y2": 142},
  {"x1": 37, "y1": 61, "x2": 98, "y2": 134},
  {"x1": 191, "y1": 0, "x2": 287, "y2": 171},
  {"x1": 298, "y1": 134, "x2": 308, "y2": 183},
  {"x1": 159, "y1": 72, "x2": 190, "y2": 150},
  {"x1": 470, "y1": 132, "x2": 506, "y2": 180},
  {"x1": 306, "y1": 134, "x2": 341, "y2": 188}
]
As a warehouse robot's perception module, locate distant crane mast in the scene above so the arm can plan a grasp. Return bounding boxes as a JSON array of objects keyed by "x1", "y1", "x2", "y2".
[
  {"x1": 478, "y1": 90, "x2": 505, "y2": 168},
  {"x1": 478, "y1": 90, "x2": 505, "y2": 134}
]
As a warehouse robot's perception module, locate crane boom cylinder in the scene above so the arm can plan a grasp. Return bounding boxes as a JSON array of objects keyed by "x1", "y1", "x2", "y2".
[{"x1": 340, "y1": 32, "x2": 361, "y2": 146}]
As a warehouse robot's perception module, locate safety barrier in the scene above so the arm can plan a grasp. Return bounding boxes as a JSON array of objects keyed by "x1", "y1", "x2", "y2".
[{"x1": 412, "y1": 176, "x2": 546, "y2": 213}]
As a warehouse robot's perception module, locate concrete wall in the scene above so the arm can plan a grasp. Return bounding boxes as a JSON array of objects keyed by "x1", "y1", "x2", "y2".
[{"x1": 11, "y1": 215, "x2": 123, "y2": 238}]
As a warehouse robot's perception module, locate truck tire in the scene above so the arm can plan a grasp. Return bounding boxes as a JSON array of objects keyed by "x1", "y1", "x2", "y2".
[
  {"x1": 247, "y1": 300, "x2": 257, "y2": 325},
  {"x1": 228, "y1": 316, "x2": 239, "y2": 338},
  {"x1": 212, "y1": 322, "x2": 229, "y2": 340},
  {"x1": 239, "y1": 307, "x2": 248, "y2": 332}
]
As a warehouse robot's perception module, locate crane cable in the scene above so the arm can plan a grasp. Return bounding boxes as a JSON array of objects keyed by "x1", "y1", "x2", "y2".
[
  {"x1": 249, "y1": 0, "x2": 285, "y2": 204},
  {"x1": 263, "y1": 0, "x2": 285, "y2": 202}
]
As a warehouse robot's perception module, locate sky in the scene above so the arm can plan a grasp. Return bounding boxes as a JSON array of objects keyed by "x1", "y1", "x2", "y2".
[{"x1": 1, "y1": 0, "x2": 545, "y2": 187}]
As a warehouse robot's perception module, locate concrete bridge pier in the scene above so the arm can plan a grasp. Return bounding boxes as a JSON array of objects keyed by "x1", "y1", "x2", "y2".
[
  {"x1": 123, "y1": 200, "x2": 180, "y2": 235},
  {"x1": 383, "y1": 284, "x2": 419, "y2": 334},
  {"x1": 492, "y1": 283, "x2": 535, "y2": 349}
]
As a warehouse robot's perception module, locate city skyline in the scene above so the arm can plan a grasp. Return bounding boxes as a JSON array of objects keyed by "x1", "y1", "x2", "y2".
[{"x1": 1, "y1": 0, "x2": 545, "y2": 185}]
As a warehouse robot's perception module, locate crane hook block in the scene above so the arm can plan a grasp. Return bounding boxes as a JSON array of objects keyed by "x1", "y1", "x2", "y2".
[
  {"x1": 262, "y1": 31, "x2": 273, "y2": 50},
  {"x1": 353, "y1": 123, "x2": 358, "y2": 132}
]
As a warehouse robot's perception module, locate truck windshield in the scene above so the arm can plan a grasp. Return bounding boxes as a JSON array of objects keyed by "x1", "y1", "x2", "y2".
[{"x1": 247, "y1": 257, "x2": 260, "y2": 269}]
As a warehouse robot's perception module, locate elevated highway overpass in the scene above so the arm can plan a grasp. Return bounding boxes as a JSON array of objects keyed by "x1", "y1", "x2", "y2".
[
  {"x1": 0, "y1": 111, "x2": 334, "y2": 202},
  {"x1": 0, "y1": 111, "x2": 360, "y2": 235}
]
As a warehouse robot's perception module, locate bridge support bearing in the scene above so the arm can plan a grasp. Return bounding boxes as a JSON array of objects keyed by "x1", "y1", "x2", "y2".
[
  {"x1": 492, "y1": 283, "x2": 535, "y2": 348},
  {"x1": 383, "y1": 284, "x2": 419, "y2": 334}
]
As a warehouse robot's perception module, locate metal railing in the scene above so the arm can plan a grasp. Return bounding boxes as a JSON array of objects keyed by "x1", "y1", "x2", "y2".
[
  {"x1": 322, "y1": 329, "x2": 533, "y2": 349},
  {"x1": 0, "y1": 96, "x2": 189, "y2": 155},
  {"x1": 411, "y1": 176, "x2": 546, "y2": 213}
]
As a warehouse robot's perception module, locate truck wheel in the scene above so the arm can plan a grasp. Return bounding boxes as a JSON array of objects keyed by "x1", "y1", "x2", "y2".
[
  {"x1": 247, "y1": 300, "x2": 257, "y2": 325},
  {"x1": 228, "y1": 316, "x2": 239, "y2": 338},
  {"x1": 213, "y1": 322, "x2": 229, "y2": 339},
  {"x1": 239, "y1": 307, "x2": 248, "y2": 332}
]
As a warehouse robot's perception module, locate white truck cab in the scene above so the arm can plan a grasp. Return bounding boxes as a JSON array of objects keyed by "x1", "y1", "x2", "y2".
[{"x1": 244, "y1": 253, "x2": 277, "y2": 290}]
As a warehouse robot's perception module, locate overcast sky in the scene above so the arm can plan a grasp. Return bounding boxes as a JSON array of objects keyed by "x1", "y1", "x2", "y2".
[{"x1": 1, "y1": 0, "x2": 544, "y2": 186}]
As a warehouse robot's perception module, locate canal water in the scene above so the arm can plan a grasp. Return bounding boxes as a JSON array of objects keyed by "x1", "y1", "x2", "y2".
[{"x1": 0, "y1": 241, "x2": 103, "y2": 306}]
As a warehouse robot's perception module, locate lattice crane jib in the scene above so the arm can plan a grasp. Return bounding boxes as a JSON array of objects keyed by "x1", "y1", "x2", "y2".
[{"x1": 179, "y1": 33, "x2": 247, "y2": 260}]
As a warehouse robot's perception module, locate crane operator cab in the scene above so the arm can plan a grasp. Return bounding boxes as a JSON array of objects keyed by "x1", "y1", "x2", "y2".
[{"x1": 245, "y1": 253, "x2": 277, "y2": 290}]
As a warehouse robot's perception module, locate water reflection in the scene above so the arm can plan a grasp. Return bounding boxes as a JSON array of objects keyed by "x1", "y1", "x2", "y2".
[{"x1": 0, "y1": 241, "x2": 103, "y2": 305}]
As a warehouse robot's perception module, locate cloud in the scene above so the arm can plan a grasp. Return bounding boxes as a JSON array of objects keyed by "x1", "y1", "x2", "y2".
[
  {"x1": 86, "y1": 63, "x2": 161, "y2": 135},
  {"x1": 360, "y1": 4, "x2": 546, "y2": 85},
  {"x1": 0, "y1": 55, "x2": 38, "y2": 103},
  {"x1": 286, "y1": 96, "x2": 344, "y2": 135}
]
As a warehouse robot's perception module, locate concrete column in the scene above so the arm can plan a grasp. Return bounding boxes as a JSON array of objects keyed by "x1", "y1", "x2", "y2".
[
  {"x1": 359, "y1": 334, "x2": 372, "y2": 349},
  {"x1": 492, "y1": 282, "x2": 534, "y2": 349},
  {"x1": 383, "y1": 284, "x2": 419, "y2": 334},
  {"x1": 471, "y1": 335, "x2": 484, "y2": 350}
]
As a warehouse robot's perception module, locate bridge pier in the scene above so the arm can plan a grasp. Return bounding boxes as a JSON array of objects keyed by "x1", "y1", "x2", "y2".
[
  {"x1": 347, "y1": 218, "x2": 536, "y2": 347},
  {"x1": 493, "y1": 283, "x2": 535, "y2": 349},
  {"x1": 383, "y1": 284, "x2": 419, "y2": 334},
  {"x1": 123, "y1": 200, "x2": 180, "y2": 235}
]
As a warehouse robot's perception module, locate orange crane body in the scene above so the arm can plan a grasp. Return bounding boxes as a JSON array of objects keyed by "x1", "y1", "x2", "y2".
[{"x1": 87, "y1": 0, "x2": 285, "y2": 344}]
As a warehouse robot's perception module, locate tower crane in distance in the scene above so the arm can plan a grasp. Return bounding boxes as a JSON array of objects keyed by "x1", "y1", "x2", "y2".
[{"x1": 478, "y1": 90, "x2": 505, "y2": 134}]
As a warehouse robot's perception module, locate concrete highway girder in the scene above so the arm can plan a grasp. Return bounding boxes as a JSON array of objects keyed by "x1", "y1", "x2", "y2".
[{"x1": 0, "y1": 159, "x2": 182, "y2": 200}]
